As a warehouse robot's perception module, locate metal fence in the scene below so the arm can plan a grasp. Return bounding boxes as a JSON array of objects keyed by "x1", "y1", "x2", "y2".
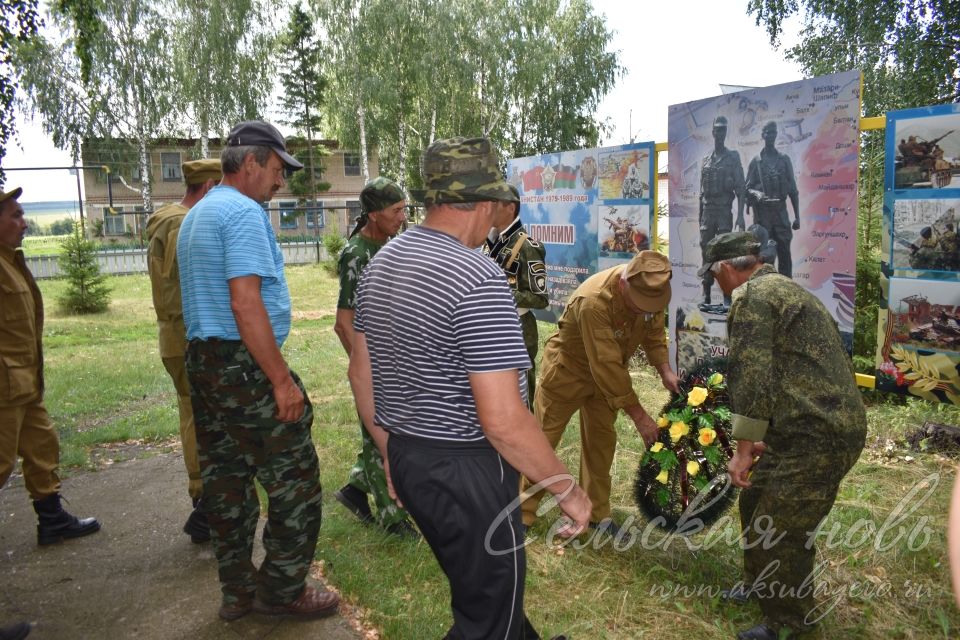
[{"x1": 25, "y1": 242, "x2": 330, "y2": 279}]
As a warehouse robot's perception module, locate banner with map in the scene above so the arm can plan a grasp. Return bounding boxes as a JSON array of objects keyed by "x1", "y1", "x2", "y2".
[
  {"x1": 507, "y1": 141, "x2": 656, "y2": 322},
  {"x1": 666, "y1": 69, "x2": 862, "y2": 377},
  {"x1": 876, "y1": 103, "x2": 960, "y2": 404}
]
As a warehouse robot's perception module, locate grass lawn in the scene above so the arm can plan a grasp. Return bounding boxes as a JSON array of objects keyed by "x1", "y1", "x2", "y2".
[{"x1": 34, "y1": 266, "x2": 960, "y2": 639}]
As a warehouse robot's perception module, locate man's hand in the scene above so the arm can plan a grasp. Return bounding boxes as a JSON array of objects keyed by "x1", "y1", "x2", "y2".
[
  {"x1": 792, "y1": 218, "x2": 800, "y2": 231},
  {"x1": 735, "y1": 216, "x2": 746, "y2": 232},
  {"x1": 728, "y1": 440, "x2": 766, "y2": 488},
  {"x1": 555, "y1": 482, "x2": 591, "y2": 538},
  {"x1": 273, "y1": 376, "x2": 305, "y2": 423},
  {"x1": 631, "y1": 410, "x2": 658, "y2": 447},
  {"x1": 382, "y1": 455, "x2": 403, "y2": 507},
  {"x1": 657, "y1": 365, "x2": 681, "y2": 394}
]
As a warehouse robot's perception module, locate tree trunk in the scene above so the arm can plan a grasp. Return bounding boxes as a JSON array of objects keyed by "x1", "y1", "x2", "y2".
[
  {"x1": 358, "y1": 101, "x2": 370, "y2": 182},
  {"x1": 398, "y1": 119, "x2": 406, "y2": 190}
]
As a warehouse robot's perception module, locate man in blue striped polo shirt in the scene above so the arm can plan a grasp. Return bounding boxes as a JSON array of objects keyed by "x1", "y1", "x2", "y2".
[
  {"x1": 177, "y1": 121, "x2": 339, "y2": 622},
  {"x1": 348, "y1": 137, "x2": 591, "y2": 640}
]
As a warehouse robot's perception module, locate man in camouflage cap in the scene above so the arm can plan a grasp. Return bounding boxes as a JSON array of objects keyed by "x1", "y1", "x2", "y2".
[
  {"x1": 703, "y1": 231, "x2": 866, "y2": 640},
  {"x1": 333, "y1": 176, "x2": 417, "y2": 538},
  {"x1": 146, "y1": 158, "x2": 221, "y2": 544},
  {"x1": 349, "y1": 137, "x2": 589, "y2": 640}
]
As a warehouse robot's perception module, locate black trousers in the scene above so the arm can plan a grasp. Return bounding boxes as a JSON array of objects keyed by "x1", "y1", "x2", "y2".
[{"x1": 388, "y1": 434, "x2": 540, "y2": 640}]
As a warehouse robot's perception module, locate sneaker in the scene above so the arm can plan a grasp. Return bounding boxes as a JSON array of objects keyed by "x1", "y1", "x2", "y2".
[{"x1": 333, "y1": 485, "x2": 374, "y2": 524}]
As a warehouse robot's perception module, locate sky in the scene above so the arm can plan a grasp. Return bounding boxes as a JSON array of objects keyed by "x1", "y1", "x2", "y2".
[{"x1": 4, "y1": 0, "x2": 804, "y2": 203}]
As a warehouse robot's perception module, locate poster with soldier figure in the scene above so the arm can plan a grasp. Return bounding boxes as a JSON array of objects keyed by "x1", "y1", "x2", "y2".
[
  {"x1": 876, "y1": 103, "x2": 960, "y2": 405},
  {"x1": 667, "y1": 70, "x2": 862, "y2": 377}
]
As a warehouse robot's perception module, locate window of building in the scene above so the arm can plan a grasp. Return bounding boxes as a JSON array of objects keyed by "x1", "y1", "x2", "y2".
[
  {"x1": 279, "y1": 200, "x2": 298, "y2": 229},
  {"x1": 343, "y1": 152, "x2": 361, "y2": 177},
  {"x1": 161, "y1": 152, "x2": 182, "y2": 182},
  {"x1": 306, "y1": 203, "x2": 323, "y2": 229},
  {"x1": 346, "y1": 200, "x2": 361, "y2": 225},
  {"x1": 131, "y1": 164, "x2": 142, "y2": 183},
  {"x1": 103, "y1": 207, "x2": 126, "y2": 235}
]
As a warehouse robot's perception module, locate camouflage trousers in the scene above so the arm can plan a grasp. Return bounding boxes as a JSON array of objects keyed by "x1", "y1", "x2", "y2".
[
  {"x1": 346, "y1": 417, "x2": 409, "y2": 528},
  {"x1": 520, "y1": 312, "x2": 539, "y2": 410},
  {"x1": 185, "y1": 339, "x2": 322, "y2": 608},
  {"x1": 700, "y1": 206, "x2": 733, "y2": 289},
  {"x1": 738, "y1": 443, "x2": 862, "y2": 634}
]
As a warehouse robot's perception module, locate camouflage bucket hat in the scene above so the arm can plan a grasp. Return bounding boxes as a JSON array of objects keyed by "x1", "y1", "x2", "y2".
[
  {"x1": 697, "y1": 231, "x2": 761, "y2": 277},
  {"x1": 360, "y1": 177, "x2": 405, "y2": 214},
  {"x1": 412, "y1": 137, "x2": 518, "y2": 207}
]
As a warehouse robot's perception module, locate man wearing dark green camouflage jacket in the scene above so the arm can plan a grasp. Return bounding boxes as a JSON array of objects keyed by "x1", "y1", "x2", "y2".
[{"x1": 700, "y1": 231, "x2": 866, "y2": 640}]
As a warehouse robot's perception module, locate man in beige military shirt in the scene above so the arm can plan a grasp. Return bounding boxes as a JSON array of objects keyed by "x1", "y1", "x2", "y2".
[
  {"x1": 146, "y1": 159, "x2": 221, "y2": 542},
  {"x1": 0, "y1": 187, "x2": 100, "y2": 548},
  {"x1": 520, "y1": 251, "x2": 680, "y2": 536}
]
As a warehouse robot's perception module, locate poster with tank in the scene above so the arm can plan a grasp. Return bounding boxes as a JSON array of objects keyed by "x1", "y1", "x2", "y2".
[
  {"x1": 667, "y1": 70, "x2": 862, "y2": 377},
  {"x1": 508, "y1": 141, "x2": 656, "y2": 322},
  {"x1": 875, "y1": 103, "x2": 960, "y2": 404}
]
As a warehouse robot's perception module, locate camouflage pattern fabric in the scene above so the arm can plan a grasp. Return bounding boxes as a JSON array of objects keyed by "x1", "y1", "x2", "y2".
[
  {"x1": 726, "y1": 264, "x2": 866, "y2": 634},
  {"x1": 415, "y1": 137, "x2": 519, "y2": 206},
  {"x1": 337, "y1": 234, "x2": 411, "y2": 528},
  {"x1": 746, "y1": 151, "x2": 798, "y2": 277},
  {"x1": 185, "y1": 340, "x2": 322, "y2": 608},
  {"x1": 700, "y1": 148, "x2": 745, "y2": 291},
  {"x1": 360, "y1": 177, "x2": 405, "y2": 214}
]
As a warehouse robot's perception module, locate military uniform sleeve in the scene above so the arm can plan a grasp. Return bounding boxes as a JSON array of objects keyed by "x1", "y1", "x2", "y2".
[
  {"x1": 577, "y1": 297, "x2": 640, "y2": 409},
  {"x1": 782, "y1": 154, "x2": 799, "y2": 197},
  {"x1": 513, "y1": 239, "x2": 549, "y2": 310},
  {"x1": 637, "y1": 310, "x2": 668, "y2": 367},
  {"x1": 726, "y1": 285, "x2": 775, "y2": 441},
  {"x1": 731, "y1": 151, "x2": 746, "y2": 202}
]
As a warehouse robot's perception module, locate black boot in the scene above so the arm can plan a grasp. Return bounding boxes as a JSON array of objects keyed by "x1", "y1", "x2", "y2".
[
  {"x1": 737, "y1": 623, "x2": 778, "y2": 640},
  {"x1": 183, "y1": 497, "x2": 210, "y2": 543},
  {"x1": 33, "y1": 493, "x2": 100, "y2": 546},
  {"x1": 333, "y1": 484, "x2": 374, "y2": 524},
  {"x1": 0, "y1": 622, "x2": 31, "y2": 640}
]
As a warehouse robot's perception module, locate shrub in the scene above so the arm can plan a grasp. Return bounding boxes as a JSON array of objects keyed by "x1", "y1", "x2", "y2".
[{"x1": 57, "y1": 223, "x2": 111, "y2": 314}]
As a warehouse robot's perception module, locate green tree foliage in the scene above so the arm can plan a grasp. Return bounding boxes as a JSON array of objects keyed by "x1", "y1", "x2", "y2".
[
  {"x1": 748, "y1": 0, "x2": 960, "y2": 368},
  {"x1": 24, "y1": 216, "x2": 41, "y2": 235},
  {"x1": 170, "y1": 0, "x2": 276, "y2": 157},
  {"x1": 58, "y1": 222, "x2": 110, "y2": 313},
  {"x1": 0, "y1": 0, "x2": 41, "y2": 186},
  {"x1": 49, "y1": 217, "x2": 75, "y2": 235},
  {"x1": 279, "y1": 4, "x2": 328, "y2": 211},
  {"x1": 313, "y1": 0, "x2": 622, "y2": 188}
]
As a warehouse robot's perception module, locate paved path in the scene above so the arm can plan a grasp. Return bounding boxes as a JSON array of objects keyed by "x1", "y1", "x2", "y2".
[{"x1": 0, "y1": 452, "x2": 361, "y2": 640}]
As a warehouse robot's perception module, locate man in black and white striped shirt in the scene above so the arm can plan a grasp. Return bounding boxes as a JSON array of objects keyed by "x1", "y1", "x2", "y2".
[{"x1": 348, "y1": 137, "x2": 590, "y2": 640}]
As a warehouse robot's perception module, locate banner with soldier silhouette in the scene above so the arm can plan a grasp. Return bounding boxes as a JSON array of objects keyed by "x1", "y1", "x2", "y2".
[
  {"x1": 507, "y1": 141, "x2": 656, "y2": 322},
  {"x1": 666, "y1": 70, "x2": 862, "y2": 377},
  {"x1": 876, "y1": 103, "x2": 960, "y2": 404}
]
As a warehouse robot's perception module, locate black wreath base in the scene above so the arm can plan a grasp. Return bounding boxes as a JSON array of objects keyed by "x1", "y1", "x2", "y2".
[{"x1": 633, "y1": 361, "x2": 739, "y2": 534}]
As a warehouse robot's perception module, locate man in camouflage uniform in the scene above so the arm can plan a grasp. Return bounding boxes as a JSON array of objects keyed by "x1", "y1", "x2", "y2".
[
  {"x1": 910, "y1": 226, "x2": 941, "y2": 270},
  {"x1": 146, "y1": 158, "x2": 221, "y2": 543},
  {"x1": 520, "y1": 251, "x2": 680, "y2": 536},
  {"x1": 332, "y1": 177, "x2": 416, "y2": 537},
  {"x1": 745, "y1": 121, "x2": 800, "y2": 278},
  {"x1": 699, "y1": 115, "x2": 746, "y2": 310},
  {"x1": 940, "y1": 222, "x2": 958, "y2": 270},
  {"x1": 177, "y1": 121, "x2": 338, "y2": 621},
  {"x1": 484, "y1": 184, "x2": 549, "y2": 407},
  {"x1": 700, "y1": 232, "x2": 866, "y2": 640}
]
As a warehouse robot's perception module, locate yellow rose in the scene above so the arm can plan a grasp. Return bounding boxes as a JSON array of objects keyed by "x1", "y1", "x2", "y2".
[
  {"x1": 650, "y1": 442, "x2": 664, "y2": 453},
  {"x1": 697, "y1": 428, "x2": 717, "y2": 446},
  {"x1": 656, "y1": 470, "x2": 669, "y2": 484},
  {"x1": 657, "y1": 415, "x2": 670, "y2": 428},
  {"x1": 687, "y1": 386, "x2": 709, "y2": 407},
  {"x1": 669, "y1": 421, "x2": 690, "y2": 443},
  {"x1": 708, "y1": 372, "x2": 724, "y2": 386},
  {"x1": 686, "y1": 460, "x2": 700, "y2": 477}
]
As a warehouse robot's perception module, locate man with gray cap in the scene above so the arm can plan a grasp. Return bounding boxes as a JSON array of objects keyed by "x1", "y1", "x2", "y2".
[
  {"x1": 178, "y1": 121, "x2": 338, "y2": 621},
  {"x1": 146, "y1": 158, "x2": 221, "y2": 543},
  {"x1": 348, "y1": 137, "x2": 590, "y2": 640},
  {"x1": 699, "y1": 115, "x2": 746, "y2": 312},
  {"x1": 520, "y1": 250, "x2": 680, "y2": 537},
  {"x1": 333, "y1": 176, "x2": 416, "y2": 537},
  {"x1": 701, "y1": 231, "x2": 865, "y2": 640}
]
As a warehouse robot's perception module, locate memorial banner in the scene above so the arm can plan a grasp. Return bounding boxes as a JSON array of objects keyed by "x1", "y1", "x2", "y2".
[
  {"x1": 876, "y1": 103, "x2": 960, "y2": 404},
  {"x1": 667, "y1": 70, "x2": 862, "y2": 376},
  {"x1": 508, "y1": 141, "x2": 656, "y2": 322}
]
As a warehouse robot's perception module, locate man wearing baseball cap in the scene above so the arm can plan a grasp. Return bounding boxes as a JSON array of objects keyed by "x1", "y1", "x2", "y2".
[
  {"x1": 0, "y1": 185, "x2": 101, "y2": 548},
  {"x1": 348, "y1": 137, "x2": 589, "y2": 640},
  {"x1": 177, "y1": 121, "x2": 338, "y2": 621},
  {"x1": 146, "y1": 158, "x2": 221, "y2": 544},
  {"x1": 703, "y1": 231, "x2": 865, "y2": 640},
  {"x1": 520, "y1": 249, "x2": 680, "y2": 538}
]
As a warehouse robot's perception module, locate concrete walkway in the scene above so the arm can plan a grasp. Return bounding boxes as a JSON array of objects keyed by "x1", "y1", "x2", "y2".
[{"x1": 0, "y1": 452, "x2": 361, "y2": 640}]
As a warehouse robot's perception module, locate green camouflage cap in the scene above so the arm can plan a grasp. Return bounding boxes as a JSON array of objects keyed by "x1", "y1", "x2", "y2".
[
  {"x1": 413, "y1": 137, "x2": 518, "y2": 207},
  {"x1": 697, "y1": 231, "x2": 761, "y2": 277},
  {"x1": 360, "y1": 177, "x2": 405, "y2": 214}
]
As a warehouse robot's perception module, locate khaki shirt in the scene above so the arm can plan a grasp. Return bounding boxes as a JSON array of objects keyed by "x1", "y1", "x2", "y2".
[
  {"x1": 0, "y1": 245, "x2": 43, "y2": 406},
  {"x1": 146, "y1": 203, "x2": 188, "y2": 357},
  {"x1": 539, "y1": 265, "x2": 668, "y2": 409}
]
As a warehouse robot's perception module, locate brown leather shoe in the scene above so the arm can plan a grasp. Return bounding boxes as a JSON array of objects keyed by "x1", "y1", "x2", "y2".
[
  {"x1": 218, "y1": 601, "x2": 252, "y2": 621},
  {"x1": 253, "y1": 585, "x2": 340, "y2": 619}
]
